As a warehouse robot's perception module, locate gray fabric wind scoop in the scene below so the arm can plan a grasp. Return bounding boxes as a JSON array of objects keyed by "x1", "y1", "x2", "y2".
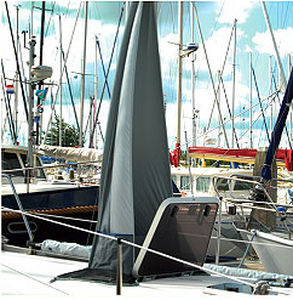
[{"x1": 55, "y1": 2, "x2": 172, "y2": 284}]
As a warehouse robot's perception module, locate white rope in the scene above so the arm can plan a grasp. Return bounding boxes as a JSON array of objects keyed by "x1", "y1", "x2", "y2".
[{"x1": 1, "y1": 263, "x2": 69, "y2": 295}]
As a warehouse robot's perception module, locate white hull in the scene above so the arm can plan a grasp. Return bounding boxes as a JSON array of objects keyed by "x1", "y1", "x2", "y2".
[{"x1": 251, "y1": 230, "x2": 293, "y2": 275}]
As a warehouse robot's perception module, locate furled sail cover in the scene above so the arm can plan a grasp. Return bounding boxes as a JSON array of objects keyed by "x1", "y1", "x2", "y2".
[{"x1": 56, "y1": 2, "x2": 172, "y2": 284}]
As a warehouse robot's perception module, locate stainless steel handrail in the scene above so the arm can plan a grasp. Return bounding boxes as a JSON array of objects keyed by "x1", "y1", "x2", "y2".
[{"x1": 2, "y1": 173, "x2": 34, "y2": 243}]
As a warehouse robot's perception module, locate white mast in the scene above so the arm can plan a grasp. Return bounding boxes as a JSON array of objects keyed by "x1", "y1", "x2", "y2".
[
  {"x1": 59, "y1": 15, "x2": 63, "y2": 147},
  {"x1": 79, "y1": 1, "x2": 88, "y2": 147},
  {"x1": 190, "y1": 2, "x2": 196, "y2": 147},
  {"x1": 269, "y1": 55, "x2": 273, "y2": 133},
  {"x1": 289, "y1": 54, "x2": 292, "y2": 143},
  {"x1": 249, "y1": 52, "x2": 253, "y2": 148},
  {"x1": 231, "y1": 19, "x2": 237, "y2": 148},
  {"x1": 94, "y1": 36, "x2": 98, "y2": 149},
  {"x1": 176, "y1": 1, "x2": 183, "y2": 156},
  {"x1": 261, "y1": 1, "x2": 286, "y2": 93}
]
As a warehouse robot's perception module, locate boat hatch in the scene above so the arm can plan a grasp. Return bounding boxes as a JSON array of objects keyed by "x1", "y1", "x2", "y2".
[{"x1": 132, "y1": 197, "x2": 218, "y2": 279}]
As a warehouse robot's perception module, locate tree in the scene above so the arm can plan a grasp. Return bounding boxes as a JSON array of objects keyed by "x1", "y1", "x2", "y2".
[{"x1": 45, "y1": 115, "x2": 84, "y2": 147}]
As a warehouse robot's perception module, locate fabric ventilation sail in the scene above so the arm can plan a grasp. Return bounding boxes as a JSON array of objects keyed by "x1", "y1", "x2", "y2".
[{"x1": 56, "y1": 2, "x2": 173, "y2": 284}]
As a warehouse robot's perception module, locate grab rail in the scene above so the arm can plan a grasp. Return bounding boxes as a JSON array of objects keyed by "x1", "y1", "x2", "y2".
[{"x1": 2, "y1": 174, "x2": 34, "y2": 243}]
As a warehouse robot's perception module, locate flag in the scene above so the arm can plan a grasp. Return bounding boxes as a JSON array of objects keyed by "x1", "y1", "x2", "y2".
[
  {"x1": 6, "y1": 84, "x2": 14, "y2": 94},
  {"x1": 35, "y1": 88, "x2": 48, "y2": 100}
]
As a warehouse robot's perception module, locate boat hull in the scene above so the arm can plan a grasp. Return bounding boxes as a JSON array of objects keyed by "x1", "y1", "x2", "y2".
[{"x1": 2, "y1": 185, "x2": 99, "y2": 246}]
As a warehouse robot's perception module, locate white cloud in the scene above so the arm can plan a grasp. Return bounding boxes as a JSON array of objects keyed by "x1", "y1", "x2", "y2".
[
  {"x1": 217, "y1": 1, "x2": 257, "y2": 25},
  {"x1": 253, "y1": 27, "x2": 293, "y2": 57}
]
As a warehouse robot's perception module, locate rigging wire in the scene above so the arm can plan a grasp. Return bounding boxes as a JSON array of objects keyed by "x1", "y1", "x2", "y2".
[
  {"x1": 252, "y1": 67, "x2": 271, "y2": 142},
  {"x1": 89, "y1": 3, "x2": 125, "y2": 148}
]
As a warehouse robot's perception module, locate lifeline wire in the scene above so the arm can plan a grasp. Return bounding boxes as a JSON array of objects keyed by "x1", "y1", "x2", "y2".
[{"x1": 2, "y1": 206, "x2": 259, "y2": 290}]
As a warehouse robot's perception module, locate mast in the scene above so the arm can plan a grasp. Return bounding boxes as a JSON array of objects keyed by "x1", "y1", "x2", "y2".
[
  {"x1": 14, "y1": 4, "x2": 20, "y2": 139},
  {"x1": 269, "y1": 55, "x2": 273, "y2": 133},
  {"x1": 217, "y1": 70, "x2": 221, "y2": 147},
  {"x1": 59, "y1": 14, "x2": 63, "y2": 147},
  {"x1": 79, "y1": 1, "x2": 88, "y2": 147},
  {"x1": 249, "y1": 52, "x2": 253, "y2": 148},
  {"x1": 190, "y1": 2, "x2": 196, "y2": 147},
  {"x1": 36, "y1": 1, "x2": 45, "y2": 145},
  {"x1": 175, "y1": 1, "x2": 183, "y2": 165},
  {"x1": 288, "y1": 54, "x2": 292, "y2": 143},
  {"x1": 261, "y1": 1, "x2": 286, "y2": 92},
  {"x1": 231, "y1": 19, "x2": 237, "y2": 148},
  {"x1": 27, "y1": 36, "x2": 36, "y2": 188},
  {"x1": 94, "y1": 36, "x2": 98, "y2": 148},
  {"x1": 5, "y1": 2, "x2": 28, "y2": 121}
]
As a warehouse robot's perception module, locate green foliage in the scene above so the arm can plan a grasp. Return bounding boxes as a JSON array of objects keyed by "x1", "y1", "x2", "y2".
[{"x1": 45, "y1": 115, "x2": 84, "y2": 147}]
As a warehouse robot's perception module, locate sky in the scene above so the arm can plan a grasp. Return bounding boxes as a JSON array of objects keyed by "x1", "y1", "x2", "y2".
[{"x1": 1, "y1": 1, "x2": 293, "y2": 151}]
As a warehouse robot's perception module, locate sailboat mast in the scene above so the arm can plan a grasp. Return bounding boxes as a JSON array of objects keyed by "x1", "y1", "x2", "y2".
[
  {"x1": 36, "y1": 1, "x2": 45, "y2": 145},
  {"x1": 93, "y1": 36, "x2": 98, "y2": 149},
  {"x1": 176, "y1": 1, "x2": 183, "y2": 164},
  {"x1": 59, "y1": 15, "x2": 63, "y2": 147},
  {"x1": 14, "y1": 5, "x2": 20, "y2": 138},
  {"x1": 288, "y1": 54, "x2": 292, "y2": 143},
  {"x1": 190, "y1": 2, "x2": 196, "y2": 147},
  {"x1": 261, "y1": 1, "x2": 286, "y2": 92},
  {"x1": 79, "y1": 1, "x2": 88, "y2": 147},
  {"x1": 27, "y1": 36, "x2": 36, "y2": 187},
  {"x1": 231, "y1": 19, "x2": 237, "y2": 148},
  {"x1": 269, "y1": 55, "x2": 273, "y2": 133},
  {"x1": 249, "y1": 52, "x2": 253, "y2": 148}
]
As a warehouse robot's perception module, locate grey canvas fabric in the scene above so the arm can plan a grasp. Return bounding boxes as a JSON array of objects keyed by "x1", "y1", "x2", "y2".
[{"x1": 89, "y1": 2, "x2": 173, "y2": 278}]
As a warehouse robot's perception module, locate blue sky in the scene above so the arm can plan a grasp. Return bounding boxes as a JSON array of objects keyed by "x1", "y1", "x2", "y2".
[{"x1": 1, "y1": 1, "x2": 293, "y2": 150}]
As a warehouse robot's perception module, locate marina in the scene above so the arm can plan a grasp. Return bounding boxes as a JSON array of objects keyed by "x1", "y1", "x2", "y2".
[{"x1": 2, "y1": 1, "x2": 293, "y2": 298}]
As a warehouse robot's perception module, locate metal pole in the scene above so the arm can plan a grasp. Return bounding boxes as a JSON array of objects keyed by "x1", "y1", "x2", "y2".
[
  {"x1": 231, "y1": 19, "x2": 237, "y2": 148},
  {"x1": 5, "y1": 2, "x2": 29, "y2": 121},
  {"x1": 262, "y1": 1, "x2": 287, "y2": 92},
  {"x1": 36, "y1": 1, "x2": 45, "y2": 145},
  {"x1": 217, "y1": 70, "x2": 221, "y2": 147},
  {"x1": 14, "y1": 5, "x2": 20, "y2": 138},
  {"x1": 249, "y1": 52, "x2": 253, "y2": 148},
  {"x1": 215, "y1": 196, "x2": 222, "y2": 265},
  {"x1": 269, "y1": 55, "x2": 273, "y2": 132},
  {"x1": 2, "y1": 174, "x2": 34, "y2": 242},
  {"x1": 185, "y1": 131, "x2": 194, "y2": 196},
  {"x1": 27, "y1": 36, "x2": 36, "y2": 192},
  {"x1": 93, "y1": 36, "x2": 98, "y2": 148},
  {"x1": 176, "y1": 1, "x2": 183, "y2": 158},
  {"x1": 289, "y1": 54, "x2": 292, "y2": 143},
  {"x1": 59, "y1": 15, "x2": 63, "y2": 147},
  {"x1": 190, "y1": 2, "x2": 196, "y2": 147},
  {"x1": 79, "y1": 1, "x2": 88, "y2": 147},
  {"x1": 116, "y1": 238, "x2": 123, "y2": 295}
]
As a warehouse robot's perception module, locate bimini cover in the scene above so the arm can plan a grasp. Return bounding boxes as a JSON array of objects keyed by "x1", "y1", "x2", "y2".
[{"x1": 56, "y1": 2, "x2": 172, "y2": 284}]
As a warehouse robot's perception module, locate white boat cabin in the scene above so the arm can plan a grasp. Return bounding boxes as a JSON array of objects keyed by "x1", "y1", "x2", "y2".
[{"x1": 171, "y1": 166, "x2": 254, "y2": 198}]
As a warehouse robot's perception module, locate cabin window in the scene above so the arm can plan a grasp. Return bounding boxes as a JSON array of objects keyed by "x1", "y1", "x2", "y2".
[
  {"x1": 216, "y1": 178, "x2": 229, "y2": 191},
  {"x1": 234, "y1": 177, "x2": 253, "y2": 190},
  {"x1": 196, "y1": 177, "x2": 210, "y2": 193},
  {"x1": 2, "y1": 152, "x2": 23, "y2": 176},
  {"x1": 180, "y1": 175, "x2": 191, "y2": 190}
]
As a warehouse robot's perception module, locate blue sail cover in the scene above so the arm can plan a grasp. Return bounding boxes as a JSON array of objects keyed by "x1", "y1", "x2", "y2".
[
  {"x1": 261, "y1": 69, "x2": 293, "y2": 180},
  {"x1": 86, "y1": 2, "x2": 172, "y2": 281}
]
